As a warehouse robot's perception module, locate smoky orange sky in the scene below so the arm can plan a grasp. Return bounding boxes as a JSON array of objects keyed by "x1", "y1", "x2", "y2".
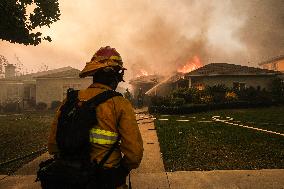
[{"x1": 0, "y1": 0, "x2": 283, "y2": 83}]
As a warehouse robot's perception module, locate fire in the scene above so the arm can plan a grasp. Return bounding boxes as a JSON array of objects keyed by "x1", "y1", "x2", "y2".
[
  {"x1": 177, "y1": 56, "x2": 202, "y2": 73},
  {"x1": 136, "y1": 69, "x2": 149, "y2": 77}
]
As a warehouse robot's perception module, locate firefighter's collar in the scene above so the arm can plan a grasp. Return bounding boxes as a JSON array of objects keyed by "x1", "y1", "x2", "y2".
[{"x1": 89, "y1": 83, "x2": 112, "y2": 90}]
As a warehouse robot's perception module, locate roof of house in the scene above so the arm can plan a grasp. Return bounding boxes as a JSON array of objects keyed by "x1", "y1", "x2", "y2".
[
  {"x1": 185, "y1": 63, "x2": 282, "y2": 77},
  {"x1": 35, "y1": 67, "x2": 81, "y2": 78},
  {"x1": 0, "y1": 66, "x2": 78, "y2": 81},
  {"x1": 129, "y1": 74, "x2": 164, "y2": 85},
  {"x1": 258, "y1": 55, "x2": 284, "y2": 66}
]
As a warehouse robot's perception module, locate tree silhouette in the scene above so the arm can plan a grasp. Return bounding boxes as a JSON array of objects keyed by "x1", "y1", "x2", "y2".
[{"x1": 0, "y1": 0, "x2": 60, "y2": 45}]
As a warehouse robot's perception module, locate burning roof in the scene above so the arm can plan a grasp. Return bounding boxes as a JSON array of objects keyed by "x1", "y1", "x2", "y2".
[
  {"x1": 177, "y1": 55, "x2": 203, "y2": 74},
  {"x1": 129, "y1": 74, "x2": 164, "y2": 85}
]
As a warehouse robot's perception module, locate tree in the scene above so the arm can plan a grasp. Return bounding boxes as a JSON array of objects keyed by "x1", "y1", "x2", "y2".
[
  {"x1": 0, "y1": 0, "x2": 60, "y2": 46},
  {"x1": 271, "y1": 78, "x2": 284, "y2": 103}
]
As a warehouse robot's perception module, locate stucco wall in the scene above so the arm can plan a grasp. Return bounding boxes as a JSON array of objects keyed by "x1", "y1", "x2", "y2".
[
  {"x1": 0, "y1": 81, "x2": 24, "y2": 104},
  {"x1": 36, "y1": 77, "x2": 92, "y2": 107},
  {"x1": 190, "y1": 75, "x2": 277, "y2": 90}
]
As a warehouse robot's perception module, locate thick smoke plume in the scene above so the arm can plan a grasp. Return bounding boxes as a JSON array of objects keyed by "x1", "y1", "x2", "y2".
[
  {"x1": 233, "y1": 0, "x2": 284, "y2": 63},
  {"x1": 0, "y1": 0, "x2": 283, "y2": 84}
]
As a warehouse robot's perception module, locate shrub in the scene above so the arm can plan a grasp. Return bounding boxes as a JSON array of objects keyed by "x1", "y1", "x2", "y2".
[
  {"x1": 149, "y1": 100, "x2": 276, "y2": 114},
  {"x1": 50, "y1": 101, "x2": 61, "y2": 110},
  {"x1": 205, "y1": 84, "x2": 228, "y2": 103},
  {"x1": 150, "y1": 96, "x2": 171, "y2": 107},
  {"x1": 169, "y1": 98, "x2": 186, "y2": 106},
  {"x1": 271, "y1": 78, "x2": 284, "y2": 103},
  {"x1": 36, "y1": 102, "x2": 47, "y2": 111},
  {"x1": 225, "y1": 91, "x2": 238, "y2": 102},
  {"x1": 200, "y1": 95, "x2": 213, "y2": 104},
  {"x1": 235, "y1": 87, "x2": 273, "y2": 103},
  {"x1": 3, "y1": 102, "x2": 18, "y2": 112},
  {"x1": 170, "y1": 87, "x2": 199, "y2": 104}
]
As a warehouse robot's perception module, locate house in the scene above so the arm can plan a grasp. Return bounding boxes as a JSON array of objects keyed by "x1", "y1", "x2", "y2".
[
  {"x1": 145, "y1": 63, "x2": 283, "y2": 96},
  {"x1": 35, "y1": 68, "x2": 92, "y2": 106},
  {"x1": 0, "y1": 66, "x2": 92, "y2": 109},
  {"x1": 186, "y1": 63, "x2": 283, "y2": 91},
  {"x1": 259, "y1": 55, "x2": 284, "y2": 72}
]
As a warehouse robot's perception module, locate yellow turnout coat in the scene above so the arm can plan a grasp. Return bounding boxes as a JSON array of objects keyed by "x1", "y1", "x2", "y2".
[{"x1": 48, "y1": 83, "x2": 143, "y2": 170}]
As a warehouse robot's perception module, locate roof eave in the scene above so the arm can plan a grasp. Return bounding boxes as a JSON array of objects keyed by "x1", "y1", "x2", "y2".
[{"x1": 185, "y1": 73, "x2": 279, "y2": 77}]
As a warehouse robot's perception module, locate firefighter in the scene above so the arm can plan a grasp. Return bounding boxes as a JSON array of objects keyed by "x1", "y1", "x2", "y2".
[
  {"x1": 124, "y1": 88, "x2": 133, "y2": 104},
  {"x1": 137, "y1": 87, "x2": 144, "y2": 108},
  {"x1": 47, "y1": 46, "x2": 144, "y2": 188}
]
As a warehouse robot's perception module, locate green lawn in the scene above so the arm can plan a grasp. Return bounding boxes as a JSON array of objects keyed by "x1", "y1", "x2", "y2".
[
  {"x1": 0, "y1": 111, "x2": 54, "y2": 174},
  {"x1": 155, "y1": 106, "x2": 284, "y2": 171}
]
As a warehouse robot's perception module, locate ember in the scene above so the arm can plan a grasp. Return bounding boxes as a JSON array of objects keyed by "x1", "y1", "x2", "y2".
[{"x1": 177, "y1": 56, "x2": 202, "y2": 73}]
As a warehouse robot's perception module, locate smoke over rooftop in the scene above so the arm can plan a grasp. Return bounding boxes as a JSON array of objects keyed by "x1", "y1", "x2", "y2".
[{"x1": 0, "y1": 0, "x2": 283, "y2": 84}]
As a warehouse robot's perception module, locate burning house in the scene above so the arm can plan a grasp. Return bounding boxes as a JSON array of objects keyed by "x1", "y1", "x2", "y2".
[
  {"x1": 145, "y1": 63, "x2": 284, "y2": 97},
  {"x1": 129, "y1": 74, "x2": 165, "y2": 98},
  {"x1": 185, "y1": 63, "x2": 283, "y2": 91},
  {"x1": 258, "y1": 55, "x2": 284, "y2": 72},
  {"x1": 145, "y1": 55, "x2": 203, "y2": 96}
]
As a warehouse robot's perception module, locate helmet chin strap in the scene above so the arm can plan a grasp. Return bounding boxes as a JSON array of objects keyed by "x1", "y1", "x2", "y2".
[{"x1": 110, "y1": 77, "x2": 119, "y2": 90}]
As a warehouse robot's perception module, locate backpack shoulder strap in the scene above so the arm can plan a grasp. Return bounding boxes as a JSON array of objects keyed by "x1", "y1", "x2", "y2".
[
  {"x1": 84, "y1": 90, "x2": 123, "y2": 167},
  {"x1": 67, "y1": 88, "x2": 79, "y2": 101},
  {"x1": 83, "y1": 90, "x2": 123, "y2": 108},
  {"x1": 59, "y1": 88, "x2": 79, "y2": 112}
]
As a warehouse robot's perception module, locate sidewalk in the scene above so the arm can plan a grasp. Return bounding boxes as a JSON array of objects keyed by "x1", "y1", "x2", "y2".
[
  {"x1": 131, "y1": 112, "x2": 170, "y2": 189},
  {"x1": 0, "y1": 110, "x2": 284, "y2": 189}
]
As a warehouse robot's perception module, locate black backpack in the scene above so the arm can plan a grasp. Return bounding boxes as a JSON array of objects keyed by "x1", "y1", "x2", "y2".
[{"x1": 56, "y1": 88, "x2": 122, "y2": 162}]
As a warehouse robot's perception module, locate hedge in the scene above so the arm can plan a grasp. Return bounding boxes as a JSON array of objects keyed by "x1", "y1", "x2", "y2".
[
  {"x1": 36, "y1": 102, "x2": 47, "y2": 111},
  {"x1": 149, "y1": 101, "x2": 279, "y2": 114}
]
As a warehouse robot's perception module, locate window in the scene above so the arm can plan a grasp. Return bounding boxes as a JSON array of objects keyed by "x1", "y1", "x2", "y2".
[
  {"x1": 194, "y1": 83, "x2": 205, "y2": 90},
  {"x1": 233, "y1": 82, "x2": 246, "y2": 91}
]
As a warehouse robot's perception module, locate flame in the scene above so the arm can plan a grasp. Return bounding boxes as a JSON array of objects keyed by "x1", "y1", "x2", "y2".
[
  {"x1": 136, "y1": 69, "x2": 149, "y2": 77},
  {"x1": 177, "y1": 56, "x2": 202, "y2": 73}
]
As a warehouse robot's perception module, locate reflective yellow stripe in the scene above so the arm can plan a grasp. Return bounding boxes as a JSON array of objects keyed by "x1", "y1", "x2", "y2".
[
  {"x1": 90, "y1": 138, "x2": 116, "y2": 145},
  {"x1": 90, "y1": 128, "x2": 118, "y2": 145},
  {"x1": 90, "y1": 133, "x2": 118, "y2": 141},
  {"x1": 93, "y1": 55, "x2": 122, "y2": 62},
  {"x1": 90, "y1": 128, "x2": 118, "y2": 137},
  {"x1": 109, "y1": 55, "x2": 122, "y2": 61}
]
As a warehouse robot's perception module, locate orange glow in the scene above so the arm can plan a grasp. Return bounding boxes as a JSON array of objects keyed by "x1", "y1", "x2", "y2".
[
  {"x1": 136, "y1": 69, "x2": 149, "y2": 77},
  {"x1": 177, "y1": 56, "x2": 202, "y2": 73}
]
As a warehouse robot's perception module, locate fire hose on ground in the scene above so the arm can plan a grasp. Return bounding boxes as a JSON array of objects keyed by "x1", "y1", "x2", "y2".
[{"x1": 0, "y1": 147, "x2": 48, "y2": 167}]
